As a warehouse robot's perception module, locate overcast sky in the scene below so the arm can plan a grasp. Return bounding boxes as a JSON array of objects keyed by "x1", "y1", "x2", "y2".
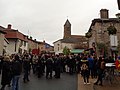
[{"x1": 0, "y1": 0, "x2": 119, "y2": 45}]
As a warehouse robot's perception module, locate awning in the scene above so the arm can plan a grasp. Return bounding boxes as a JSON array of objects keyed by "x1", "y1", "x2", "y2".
[{"x1": 70, "y1": 49, "x2": 84, "y2": 54}]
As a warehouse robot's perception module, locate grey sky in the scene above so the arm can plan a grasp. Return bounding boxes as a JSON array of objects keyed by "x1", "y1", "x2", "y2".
[{"x1": 0, "y1": 0, "x2": 119, "y2": 45}]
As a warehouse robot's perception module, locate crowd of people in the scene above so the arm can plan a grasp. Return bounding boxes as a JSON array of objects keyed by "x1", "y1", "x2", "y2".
[{"x1": 0, "y1": 52, "x2": 119, "y2": 90}]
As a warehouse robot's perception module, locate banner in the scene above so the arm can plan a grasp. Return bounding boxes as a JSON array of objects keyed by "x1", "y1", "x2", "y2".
[
  {"x1": 115, "y1": 59, "x2": 120, "y2": 71},
  {"x1": 32, "y1": 49, "x2": 40, "y2": 55}
]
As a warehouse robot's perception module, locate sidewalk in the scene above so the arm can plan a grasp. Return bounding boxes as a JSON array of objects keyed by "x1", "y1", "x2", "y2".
[
  {"x1": 77, "y1": 74, "x2": 120, "y2": 90},
  {"x1": 77, "y1": 74, "x2": 95, "y2": 90}
]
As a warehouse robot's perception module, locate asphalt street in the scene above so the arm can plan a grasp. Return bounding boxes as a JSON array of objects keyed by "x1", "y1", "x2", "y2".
[{"x1": 0, "y1": 72, "x2": 77, "y2": 90}]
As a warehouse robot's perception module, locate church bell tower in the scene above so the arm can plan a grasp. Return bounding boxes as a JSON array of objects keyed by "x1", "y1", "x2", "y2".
[{"x1": 63, "y1": 19, "x2": 71, "y2": 38}]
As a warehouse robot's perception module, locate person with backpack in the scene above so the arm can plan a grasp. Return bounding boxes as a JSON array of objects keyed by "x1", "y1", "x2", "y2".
[{"x1": 81, "y1": 56, "x2": 90, "y2": 84}]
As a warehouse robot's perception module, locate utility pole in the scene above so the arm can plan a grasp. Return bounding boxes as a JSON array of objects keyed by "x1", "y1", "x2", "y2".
[{"x1": 118, "y1": 0, "x2": 120, "y2": 10}]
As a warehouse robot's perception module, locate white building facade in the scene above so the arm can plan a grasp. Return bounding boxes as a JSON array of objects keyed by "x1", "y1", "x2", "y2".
[{"x1": 0, "y1": 31, "x2": 5, "y2": 55}]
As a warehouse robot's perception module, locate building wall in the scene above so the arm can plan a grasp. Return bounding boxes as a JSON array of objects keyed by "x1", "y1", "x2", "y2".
[
  {"x1": 54, "y1": 41, "x2": 62, "y2": 53},
  {"x1": 61, "y1": 43, "x2": 75, "y2": 50},
  {"x1": 115, "y1": 22, "x2": 120, "y2": 44},
  {"x1": 38, "y1": 43, "x2": 45, "y2": 52},
  {"x1": 6, "y1": 39, "x2": 28, "y2": 55},
  {"x1": 89, "y1": 20, "x2": 120, "y2": 56},
  {"x1": 28, "y1": 39, "x2": 39, "y2": 53},
  {"x1": 17, "y1": 39, "x2": 28, "y2": 54},
  {"x1": 54, "y1": 40, "x2": 76, "y2": 54},
  {"x1": 89, "y1": 22, "x2": 109, "y2": 48},
  {"x1": 6, "y1": 39, "x2": 17, "y2": 54},
  {"x1": 4, "y1": 39, "x2": 9, "y2": 55},
  {"x1": 0, "y1": 33, "x2": 4, "y2": 55},
  {"x1": 88, "y1": 9, "x2": 120, "y2": 56}
]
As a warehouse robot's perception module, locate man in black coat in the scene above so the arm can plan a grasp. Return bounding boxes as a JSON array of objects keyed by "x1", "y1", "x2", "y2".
[
  {"x1": 11, "y1": 54, "x2": 22, "y2": 90},
  {"x1": 23, "y1": 54, "x2": 31, "y2": 83},
  {"x1": 0, "y1": 56, "x2": 11, "y2": 90},
  {"x1": 45, "y1": 55, "x2": 53, "y2": 79},
  {"x1": 54, "y1": 55, "x2": 61, "y2": 78}
]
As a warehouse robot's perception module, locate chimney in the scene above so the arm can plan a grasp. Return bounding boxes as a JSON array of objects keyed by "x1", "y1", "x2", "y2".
[
  {"x1": 30, "y1": 36, "x2": 32, "y2": 40},
  {"x1": 43, "y1": 40, "x2": 45, "y2": 43},
  {"x1": 7, "y1": 24, "x2": 12, "y2": 29},
  {"x1": 26, "y1": 36, "x2": 29, "y2": 39},
  {"x1": 100, "y1": 9, "x2": 109, "y2": 19}
]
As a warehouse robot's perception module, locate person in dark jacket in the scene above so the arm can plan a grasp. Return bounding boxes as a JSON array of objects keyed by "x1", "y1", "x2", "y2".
[
  {"x1": 23, "y1": 54, "x2": 31, "y2": 83},
  {"x1": 93, "y1": 56, "x2": 98, "y2": 78},
  {"x1": 54, "y1": 55, "x2": 61, "y2": 78},
  {"x1": 37, "y1": 57, "x2": 43, "y2": 78},
  {"x1": 0, "y1": 56, "x2": 11, "y2": 90},
  {"x1": 76, "y1": 54, "x2": 82, "y2": 74},
  {"x1": 68, "y1": 55, "x2": 76, "y2": 75},
  {"x1": 11, "y1": 54, "x2": 22, "y2": 90},
  {"x1": 94, "y1": 57, "x2": 105, "y2": 86},
  {"x1": 45, "y1": 55, "x2": 53, "y2": 79}
]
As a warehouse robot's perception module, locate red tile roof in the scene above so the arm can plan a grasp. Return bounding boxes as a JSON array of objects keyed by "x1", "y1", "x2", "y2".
[
  {"x1": 0, "y1": 26, "x2": 6, "y2": 30},
  {"x1": 0, "y1": 30, "x2": 6, "y2": 34},
  {"x1": 0, "y1": 26, "x2": 6, "y2": 34},
  {"x1": 4, "y1": 28, "x2": 28, "y2": 41}
]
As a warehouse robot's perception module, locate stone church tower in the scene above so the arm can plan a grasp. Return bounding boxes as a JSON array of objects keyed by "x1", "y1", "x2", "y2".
[{"x1": 63, "y1": 19, "x2": 71, "y2": 38}]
